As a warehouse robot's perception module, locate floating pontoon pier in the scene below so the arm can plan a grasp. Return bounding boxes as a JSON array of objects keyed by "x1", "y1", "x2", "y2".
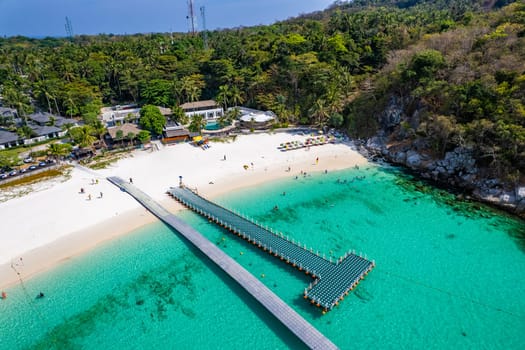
[
  {"x1": 167, "y1": 186, "x2": 375, "y2": 312},
  {"x1": 108, "y1": 177, "x2": 338, "y2": 350}
]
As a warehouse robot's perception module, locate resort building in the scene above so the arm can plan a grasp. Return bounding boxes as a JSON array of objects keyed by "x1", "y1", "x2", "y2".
[
  {"x1": 237, "y1": 107, "x2": 276, "y2": 129},
  {"x1": 23, "y1": 125, "x2": 65, "y2": 145},
  {"x1": 180, "y1": 100, "x2": 223, "y2": 124},
  {"x1": 106, "y1": 124, "x2": 142, "y2": 146},
  {"x1": 0, "y1": 129, "x2": 20, "y2": 149},
  {"x1": 28, "y1": 112, "x2": 78, "y2": 128},
  {"x1": 100, "y1": 105, "x2": 172, "y2": 127},
  {"x1": 0, "y1": 112, "x2": 69, "y2": 148},
  {"x1": 162, "y1": 122, "x2": 192, "y2": 144},
  {"x1": 100, "y1": 104, "x2": 141, "y2": 127}
]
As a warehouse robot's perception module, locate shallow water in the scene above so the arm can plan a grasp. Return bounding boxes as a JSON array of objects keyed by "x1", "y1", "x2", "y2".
[{"x1": 1, "y1": 166, "x2": 524, "y2": 349}]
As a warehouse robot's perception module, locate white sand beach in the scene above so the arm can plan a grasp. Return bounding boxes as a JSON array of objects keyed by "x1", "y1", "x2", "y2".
[{"x1": 0, "y1": 132, "x2": 368, "y2": 289}]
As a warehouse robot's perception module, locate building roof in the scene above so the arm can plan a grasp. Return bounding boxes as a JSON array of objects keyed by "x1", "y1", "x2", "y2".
[
  {"x1": 180, "y1": 100, "x2": 218, "y2": 110},
  {"x1": 158, "y1": 106, "x2": 173, "y2": 116},
  {"x1": 240, "y1": 112, "x2": 275, "y2": 123},
  {"x1": 28, "y1": 112, "x2": 77, "y2": 127},
  {"x1": 55, "y1": 117, "x2": 78, "y2": 127},
  {"x1": 164, "y1": 129, "x2": 190, "y2": 138},
  {"x1": 164, "y1": 121, "x2": 183, "y2": 131},
  {"x1": 100, "y1": 105, "x2": 141, "y2": 123},
  {"x1": 0, "y1": 129, "x2": 19, "y2": 144},
  {"x1": 28, "y1": 112, "x2": 54, "y2": 125},
  {"x1": 107, "y1": 124, "x2": 142, "y2": 139},
  {"x1": 30, "y1": 124, "x2": 62, "y2": 137}
]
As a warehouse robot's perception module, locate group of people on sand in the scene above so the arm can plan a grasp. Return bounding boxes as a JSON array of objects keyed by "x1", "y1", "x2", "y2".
[{"x1": 80, "y1": 178, "x2": 104, "y2": 200}]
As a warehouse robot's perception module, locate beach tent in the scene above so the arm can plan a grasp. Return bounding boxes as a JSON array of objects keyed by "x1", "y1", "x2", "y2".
[{"x1": 192, "y1": 135, "x2": 204, "y2": 145}]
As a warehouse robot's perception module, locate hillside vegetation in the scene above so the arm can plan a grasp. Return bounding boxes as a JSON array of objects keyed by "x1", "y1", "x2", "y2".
[{"x1": 0, "y1": 0, "x2": 523, "y2": 184}]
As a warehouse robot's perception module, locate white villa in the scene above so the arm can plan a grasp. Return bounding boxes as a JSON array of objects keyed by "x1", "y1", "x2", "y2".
[
  {"x1": 180, "y1": 100, "x2": 223, "y2": 123},
  {"x1": 237, "y1": 107, "x2": 276, "y2": 129},
  {"x1": 100, "y1": 104, "x2": 141, "y2": 126}
]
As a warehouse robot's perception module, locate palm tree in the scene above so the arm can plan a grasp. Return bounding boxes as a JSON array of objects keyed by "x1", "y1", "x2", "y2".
[
  {"x1": 189, "y1": 114, "x2": 205, "y2": 133},
  {"x1": 275, "y1": 94, "x2": 290, "y2": 124},
  {"x1": 186, "y1": 85, "x2": 200, "y2": 103},
  {"x1": 47, "y1": 143, "x2": 72, "y2": 162},
  {"x1": 229, "y1": 85, "x2": 245, "y2": 107},
  {"x1": 336, "y1": 67, "x2": 354, "y2": 99},
  {"x1": 69, "y1": 125, "x2": 97, "y2": 148},
  {"x1": 2, "y1": 85, "x2": 32, "y2": 119},
  {"x1": 91, "y1": 120, "x2": 107, "y2": 148},
  {"x1": 225, "y1": 107, "x2": 241, "y2": 125},
  {"x1": 172, "y1": 79, "x2": 185, "y2": 105},
  {"x1": 63, "y1": 93, "x2": 77, "y2": 118},
  {"x1": 33, "y1": 80, "x2": 53, "y2": 114},
  {"x1": 309, "y1": 99, "x2": 330, "y2": 127},
  {"x1": 181, "y1": 75, "x2": 204, "y2": 103},
  {"x1": 325, "y1": 82, "x2": 344, "y2": 115},
  {"x1": 216, "y1": 85, "x2": 230, "y2": 110},
  {"x1": 127, "y1": 132, "x2": 136, "y2": 147}
]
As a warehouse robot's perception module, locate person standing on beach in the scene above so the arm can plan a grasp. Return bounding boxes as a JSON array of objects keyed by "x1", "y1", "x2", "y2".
[
  {"x1": 129, "y1": 177, "x2": 133, "y2": 184},
  {"x1": 316, "y1": 157, "x2": 319, "y2": 165},
  {"x1": 100, "y1": 192, "x2": 103, "y2": 198}
]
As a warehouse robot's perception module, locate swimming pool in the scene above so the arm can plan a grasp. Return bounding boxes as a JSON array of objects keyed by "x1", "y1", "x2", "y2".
[
  {"x1": 205, "y1": 122, "x2": 220, "y2": 130},
  {"x1": 205, "y1": 121, "x2": 230, "y2": 130}
]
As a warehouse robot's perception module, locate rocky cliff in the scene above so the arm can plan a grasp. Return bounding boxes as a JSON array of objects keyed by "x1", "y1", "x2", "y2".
[{"x1": 358, "y1": 94, "x2": 525, "y2": 218}]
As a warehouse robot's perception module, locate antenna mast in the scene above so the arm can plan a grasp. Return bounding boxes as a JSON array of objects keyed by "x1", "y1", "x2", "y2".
[
  {"x1": 65, "y1": 16, "x2": 74, "y2": 39},
  {"x1": 200, "y1": 6, "x2": 208, "y2": 49},
  {"x1": 187, "y1": 0, "x2": 196, "y2": 35}
]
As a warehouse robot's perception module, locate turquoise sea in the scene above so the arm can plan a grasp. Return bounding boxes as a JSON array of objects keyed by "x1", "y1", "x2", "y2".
[{"x1": 1, "y1": 165, "x2": 524, "y2": 349}]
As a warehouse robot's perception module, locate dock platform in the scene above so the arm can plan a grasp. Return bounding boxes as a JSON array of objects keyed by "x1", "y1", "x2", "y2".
[
  {"x1": 168, "y1": 186, "x2": 374, "y2": 312},
  {"x1": 108, "y1": 176, "x2": 338, "y2": 350}
]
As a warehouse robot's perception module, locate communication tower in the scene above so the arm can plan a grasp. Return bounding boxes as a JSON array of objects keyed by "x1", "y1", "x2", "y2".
[
  {"x1": 200, "y1": 6, "x2": 208, "y2": 49},
  {"x1": 65, "y1": 16, "x2": 74, "y2": 39},
  {"x1": 186, "y1": 0, "x2": 196, "y2": 35}
]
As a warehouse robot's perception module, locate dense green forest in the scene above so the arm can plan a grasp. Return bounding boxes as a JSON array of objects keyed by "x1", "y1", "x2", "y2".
[{"x1": 0, "y1": 0, "x2": 523, "y2": 180}]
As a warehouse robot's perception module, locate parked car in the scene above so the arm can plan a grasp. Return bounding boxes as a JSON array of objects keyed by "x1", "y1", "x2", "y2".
[
  {"x1": 29, "y1": 165, "x2": 38, "y2": 170},
  {"x1": 9, "y1": 170, "x2": 18, "y2": 176},
  {"x1": 20, "y1": 168, "x2": 28, "y2": 173},
  {"x1": 38, "y1": 161, "x2": 47, "y2": 167},
  {"x1": 0, "y1": 173, "x2": 8, "y2": 179},
  {"x1": 23, "y1": 157, "x2": 33, "y2": 163}
]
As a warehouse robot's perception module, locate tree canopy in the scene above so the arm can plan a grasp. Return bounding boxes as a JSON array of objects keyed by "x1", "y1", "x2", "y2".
[
  {"x1": 0, "y1": 0, "x2": 522, "y2": 179},
  {"x1": 139, "y1": 105, "x2": 166, "y2": 136}
]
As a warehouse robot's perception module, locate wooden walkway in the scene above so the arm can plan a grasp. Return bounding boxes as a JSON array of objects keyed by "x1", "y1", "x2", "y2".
[
  {"x1": 168, "y1": 186, "x2": 375, "y2": 312},
  {"x1": 107, "y1": 177, "x2": 338, "y2": 350}
]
